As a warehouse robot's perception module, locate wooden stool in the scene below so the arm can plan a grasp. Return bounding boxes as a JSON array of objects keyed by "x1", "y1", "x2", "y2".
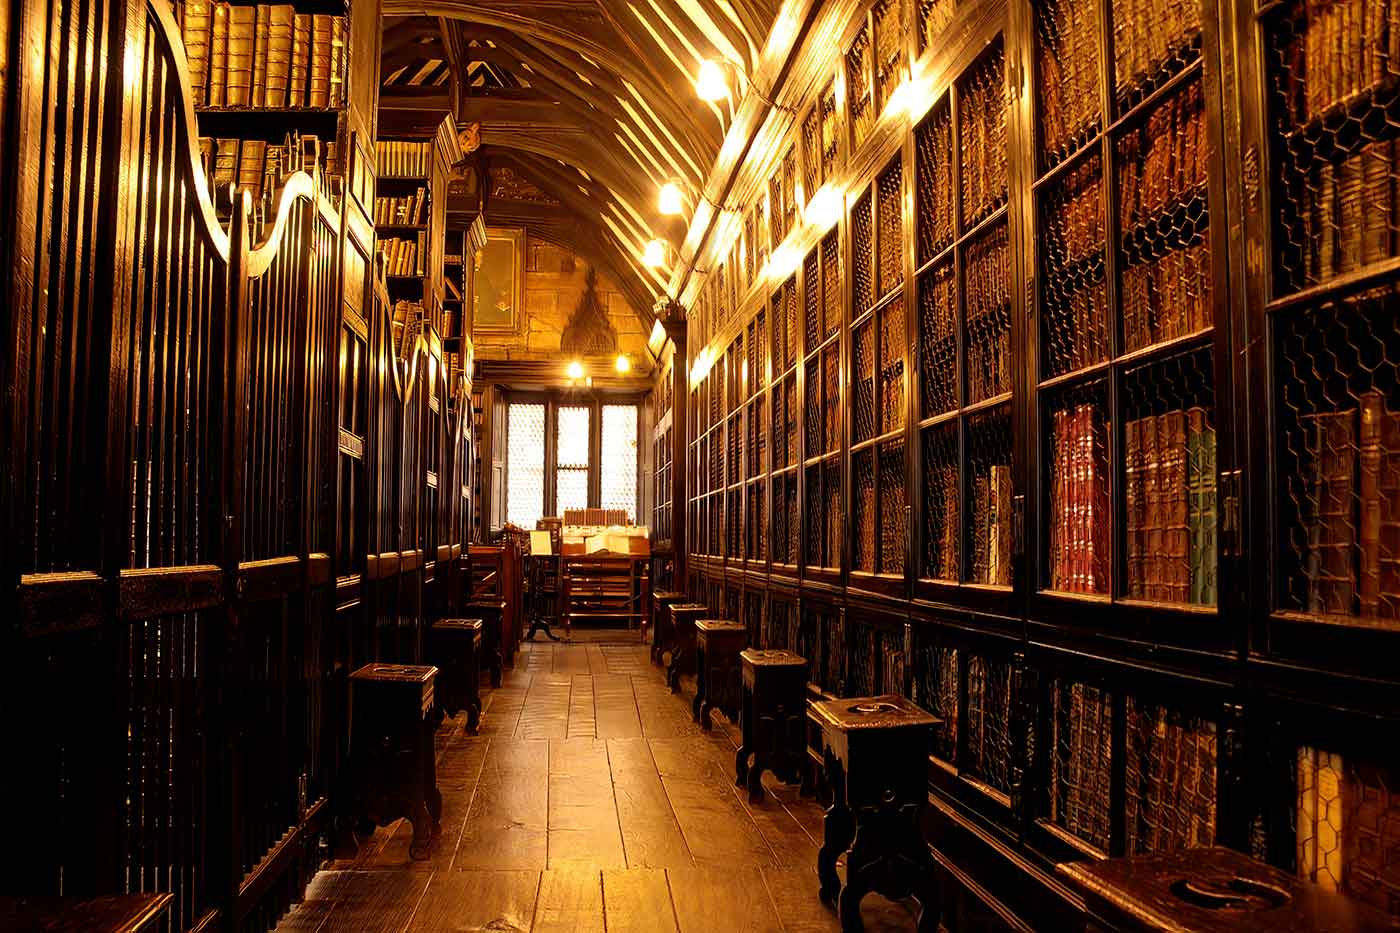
[
  {"x1": 350, "y1": 663, "x2": 442, "y2": 859},
  {"x1": 1058, "y1": 846, "x2": 1400, "y2": 933},
  {"x1": 813, "y1": 694, "x2": 941, "y2": 932},
  {"x1": 735, "y1": 649, "x2": 809, "y2": 802},
  {"x1": 651, "y1": 590, "x2": 688, "y2": 663},
  {"x1": 665, "y1": 603, "x2": 708, "y2": 693},
  {"x1": 692, "y1": 620, "x2": 747, "y2": 728},
  {"x1": 0, "y1": 893, "x2": 172, "y2": 932},
  {"x1": 465, "y1": 598, "x2": 506, "y2": 687},
  {"x1": 428, "y1": 618, "x2": 483, "y2": 734}
]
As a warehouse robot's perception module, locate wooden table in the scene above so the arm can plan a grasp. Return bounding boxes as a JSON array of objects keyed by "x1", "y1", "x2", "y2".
[{"x1": 0, "y1": 893, "x2": 172, "y2": 932}]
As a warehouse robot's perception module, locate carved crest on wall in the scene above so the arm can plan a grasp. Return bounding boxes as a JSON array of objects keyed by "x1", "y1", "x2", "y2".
[
  {"x1": 491, "y1": 165, "x2": 559, "y2": 205},
  {"x1": 560, "y1": 267, "x2": 618, "y2": 355}
]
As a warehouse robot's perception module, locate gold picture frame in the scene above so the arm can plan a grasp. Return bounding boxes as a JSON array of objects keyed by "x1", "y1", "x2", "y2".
[{"x1": 472, "y1": 226, "x2": 525, "y2": 334}]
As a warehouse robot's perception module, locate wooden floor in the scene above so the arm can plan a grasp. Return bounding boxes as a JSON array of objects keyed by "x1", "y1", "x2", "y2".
[{"x1": 277, "y1": 640, "x2": 922, "y2": 932}]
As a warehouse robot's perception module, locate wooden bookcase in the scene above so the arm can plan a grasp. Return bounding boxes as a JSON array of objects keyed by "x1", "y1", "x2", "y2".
[{"x1": 561, "y1": 555, "x2": 651, "y2": 630}]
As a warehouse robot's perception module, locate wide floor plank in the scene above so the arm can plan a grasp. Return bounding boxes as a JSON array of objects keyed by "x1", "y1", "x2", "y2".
[
  {"x1": 601, "y1": 869, "x2": 678, "y2": 933},
  {"x1": 668, "y1": 866, "x2": 783, "y2": 933},
  {"x1": 532, "y1": 868, "x2": 605, "y2": 933},
  {"x1": 407, "y1": 870, "x2": 540, "y2": 932}
]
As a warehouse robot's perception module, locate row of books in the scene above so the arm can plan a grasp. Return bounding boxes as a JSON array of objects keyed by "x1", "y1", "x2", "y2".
[
  {"x1": 180, "y1": 2, "x2": 346, "y2": 109},
  {"x1": 377, "y1": 140, "x2": 433, "y2": 178},
  {"x1": 1122, "y1": 236, "x2": 1213, "y2": 351},
  {"x1": 1288, "y1": 0, "x2": 1400, "y2": 123},
  {"x1": 378, "y1": 234, "x2": 427, "y2": 278},
  {"x1": 966, "y1": 229, "x2": 1012, "y2": 402},
  {"x1": 1300, "y1": 138, "x2": 1398, "y2": 286},
  {"x1": 1125, "y1": 407, "x2": 1218, "y2": 606},
  {"x1": 1118, "y1": 80, "x2": 1208, "y2": 233},
  {"x1": 959, "y1": 51, "x2": 1009, "y2": 226},
  {"x1": 1303, "y1": 391, "x2": 1400, "y2": 621},
  {"x1": 1052, "y1": 681, "x2": 1114, "y2": 850},
  {"x1": 1049, "y1": 403, "x2": 1111, "y2": 594},
  {"x1": 917, "y1": 109, "x2": 956, "y2": 259},
  {"x1": 972, "y1": 465, "x2": 1014, "y2": 586},
  {"x1": 390, "y1": 300, "x2": 423, "y2": 357},
  {"x1": 374, "y1": 188, "x2": 428, "y2": 226},
  {"x1": 1295, "y1": 746, "x2": 1400, "y2": 913},
  {"x1": 1123, "y1": 703, "x2": 1218, "y2": 854},
  {"x1": 1111, "y1": 0, "x2": 1201, "y2": 96},
  {"x1": 1048, "y1": 159, "x2": 1106, "y2": 269},
  {"x1": 1037, "y1": 0, "x2": 1102, "y2": 161},
  {"x1": 198, "y1": 133, "x2": 335, "y2": 206}
]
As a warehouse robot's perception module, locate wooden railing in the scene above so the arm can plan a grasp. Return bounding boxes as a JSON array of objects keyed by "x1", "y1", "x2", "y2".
[{"x1": 1, "y1": 0, "x2": 472, "y2": 929}]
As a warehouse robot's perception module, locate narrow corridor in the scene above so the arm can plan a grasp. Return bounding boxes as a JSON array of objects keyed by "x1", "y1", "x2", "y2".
[{"x1": 276, "y1": 642, "x2": 920, "y2": 932}]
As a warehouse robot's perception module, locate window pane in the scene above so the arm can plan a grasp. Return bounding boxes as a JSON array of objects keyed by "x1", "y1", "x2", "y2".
[
  {"x1": 557, "y1": 469, "x2": 589, "y2": 515},
  {"x1": 601, "y1": 404, "x2": 638, "y2": 522},
  {"x1": 507, "y1": 403, "x2": 546, "y2": 528},
  {"x1": 557, "y1": 405, "x2": 591, "y2": 517}
]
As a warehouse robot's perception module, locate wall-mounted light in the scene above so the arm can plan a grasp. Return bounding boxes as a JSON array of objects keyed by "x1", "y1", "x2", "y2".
[
  {"x1": 659, "y1": 181, "x2": 685, "y2": 215},
  {"x1": 642, "y1": 239, "x2": 667, "y2": 268},
  {"x1": 695, "y1": 59, "x2": 729, "y2": 101},
  {"x1": 615, "y1": 354, "x2": 632, "y2": 373},
  {"x1": 567, "y1": 360, "x2": 585, "y2": 380},
  {"x1": 803, "y1": 184, "x2": 843, "y2": 231}
]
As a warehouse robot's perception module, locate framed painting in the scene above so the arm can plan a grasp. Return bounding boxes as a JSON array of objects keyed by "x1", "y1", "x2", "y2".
[{"x1": 473, "y1": 227, "x2": 524, "y2": 334}]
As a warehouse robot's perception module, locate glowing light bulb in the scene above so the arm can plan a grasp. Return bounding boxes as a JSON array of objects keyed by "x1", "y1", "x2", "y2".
[
  {"x1": 659, "y1": 181, "x2": 684, "y2": 215},
  {"x1": 615, "y1": 354, "x2": 631, "y2": 373},
  {"x1": 567, "y1": 360, "x2": 584, "y2": 380},
  {"x1": 696, "y1": 60, "x2": 728, "y2": 102},
  {"x1": 643, "y1": 239, "x2": 667, "y2": 267}
]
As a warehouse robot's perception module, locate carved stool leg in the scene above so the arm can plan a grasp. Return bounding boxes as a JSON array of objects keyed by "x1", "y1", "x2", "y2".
[
  {"x1": 746, "y1": 751, "x2": 767, "y2": 803},
  {"x1": 407, "y1": 799, "x2": 434, "y2": 860},
  {"x1": 818, "y1": 800, "x2": 855, "y2": 904},
  {"x1": 692, "y1": 640, "x2": 706, "y2": 724},
  {"x1": 838, "y1": 831, "x2": 877, "y2": 933},
  {"x1": 735, "y1": 682, "x2": 753, "y2": 787}
]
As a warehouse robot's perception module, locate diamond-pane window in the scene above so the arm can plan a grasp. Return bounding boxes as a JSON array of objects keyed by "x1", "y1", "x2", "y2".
[
  {"x1": 557, "y1": 405, "x2": 590, "y2": 515},
  {"x1": 507, "y1": 403, "x2": 546, "y2": 528},
  {"x1": 601, "y1": 404, "x2": 637, "y2": 522}
]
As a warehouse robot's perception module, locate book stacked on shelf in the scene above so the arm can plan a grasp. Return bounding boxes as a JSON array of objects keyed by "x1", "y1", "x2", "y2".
[
  {"x1": 179, "y1": 1, "x2": 347, "y2": 109},
  {"x1": 377, "y1": 140, "x2": 432, "y2": 177},
  {"x1": 1125, "y1": 407, "x2": 1217, "y2": 605},
  {"x1": 972, "y1": 465, "x2": 1013, "y2": 586},
  {"x1": 928, "y1": 463, "x2": 958, "y2": 580},
  {"x1": 390, "y1": 300, "x2": 423, "y2": 356},
  {"x1": 1037, "y1": 0, "x2": 1101, "y2": 160},
  {"x1": 1112, "y1": 0, "x2": 1202, "y2": 97},
  {"x1": 1118, "y1": 81, "x2": 1208, "y2": 236},
  {"x1": 377, "y1": 234, "x2": 427, "y2": 277},
  {"x1": 374, "y1": 188, "x2": 428, "y2": 225},
  {"x1": 1301, "y1": 138, "x2": 1398, "y2": 285},
  {"x1": 1124, "y1": 702, "x2": 1217, "y2": 853},
  {"x1": 198, "y1": 131, "x2": 334, "y2": 208},
  {"x1": 1302, "y1": 391, "x2": 1400, "y2": 622},
  {"x1": 1121, "y1": 240, "x2": 1212, "y2": 350},
  {"x1": 1292, "y1": 0, "x2": 1400, "y2": 122},
  {"x1": 965, "y1": 229, "x2": 1010, "y2": 402},
  {"x1": 1053, "y1": 681, "x2": 1114, "y2": 851},
  {"x1": 1049, "y1": 404, "x2": 1110, "y2": 594}
]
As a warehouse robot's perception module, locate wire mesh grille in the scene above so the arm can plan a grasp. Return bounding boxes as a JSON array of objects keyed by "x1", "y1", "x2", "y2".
[
  {"x1": 823, "y1": 345, "x2": 842, "y2": 452},
  {"x1": 726, "y1": 584, "x2": 741, "y2": 623},
  {"x1": 916, "y1": 102, "x2": 956, "y2": 264},
  {"x1": 959, "y1": 42, "x2": 1010, "y2": 229},
  {"x1": 1046, "y1": 382, "x2": 1111, "y2": 594},
  {"x1": 728, "y1": 414, "x2": 740, "y2": 486},
  {"x1": 753, "y1": 310, "x2": 767, "y2": 392},
  {"x1": 731, "y1": 337, "x2": 745, "y2": 413},
  {"x1": 805, "y1": 359, "x2": 823, "y2": 457},
  {"x1": 880, "y1": 441, "x2": 907, "y2": 573},
  {"x1": 601, "y1": 404, "x2": 638, "y2": 522},
  {"x1": 729, "y1": 489, "x2": 743, "y2": 557},
  {"x1": 911, "y1": 632, "x2": 959, "y2": 762},
  {"x1": 773, "y1": 472, "x2": 799, "y2": 564},
  {"x1": 749, "y1": 398, "x2": 765, "y2": 479},
  {"x1": 823, "y1": 232, "x2": 841, "y2": 339},
  {"x1": 806, "y1": 464, "x2": 826, "y2": 568},
  {"x1": 750, "y1": 481, "x2": 768, "y2": 559},
  {"x1": 779, "y1": 278, "x2": 798, "y2": 373},
  {"x1": 805, "y1": 249, "x2": 822, "y2": 351},
  {"x1": 849, "y1": 620, "x2": 878, "y2": 696},
  {"x1": 1118, "y1": 78, "x2": 1212, "y2": 352},
  {"x1": 883, "y1": 633, "x2": 907, "y2": 698},
  {"x1": 1041, "y1": 154, "x2": 1110, "y2": 378},
  {"x1": 765, "y1": 597, "x2": 795, "y2": 649},
  {"x1": 1293, "y1": 747, "x2": 1400, "y2": 914},
  {"x1": 874, "y1": 0, "x2": 904, "y2": 116},
  {"x1": 1036, "y1": 0, "x2": 1103, "y2": 170},
  {"x1": 506, "y1": 402, "x2": 546, "y2": 529},
  {"x1": 1265, "y1": 0, "x2": 1400, "y2": 296},
  {"x1": 878, "y1": 160, "x2": 905, "y2": 297},
  {"x1": 854, "y1": 318, "x2": 877, "y2": 443},
  {"x1": 919, "y1": 0, "x2": 956, "y2": 55},
  {"x1": 823, "y1": 611, "x2": 847, "y2": 694},
  {"x1": 803, "y1": 107, "x2": 822, "y2": 201},
  {"x1": 1050, "y1": 679, "x2": 1115, "y2": 852},
  {"x1": 797, "y1": 606, "x2": 821, "y2": 677},
  {"x1": 853, "y1": 448, "x2": 877, "y2": 572},
  {"x1": 966, "y1": 223, "x2": 1012, "y2": 404},
  {"x1": 1112, "y1": 0, "x2": 1202, "y2": 112},
  {"x1": 1122, "y1": 348, "x2": 1218, "y2": 604},
  {"x1": 923, "y1": 422, "x2": 961, "y2": 581},
  {"x1": 825, "y1": 459, "x2": 844, "y2": 568},
  {"x1": 848, "y1": 25, "x2": 875, "y2": 152},
  {"x1": 1276, "y1": 291, "x2": 1400, "y2": 624},
  {"x1": 881, "y1": 295, "x2": 907, "y2": 433},
  {"x1": 745, "y1": 589, "x2": 765, "y2": 644},
  {"x1": 965, "y1": 654, "x2": 1013, "y2": 793},
  {"x1": 771, "y1": 174, "x2": 787, "y2": 251},
  {"x1": 1124, "y1": 696, "x2": 1218, "y2": 854},
  {"x1": 822, "y1": 81, "x2": 842, "y2": 181},
  {"x1": 920, "y1": 262, "x2": 959, "y2": 418},
  {"x1": 967, "y1": 407, "x2": 1014, "y2": 586},
  {"x1": 853, "y1": 192, "x2": 875, "y2": 317}
]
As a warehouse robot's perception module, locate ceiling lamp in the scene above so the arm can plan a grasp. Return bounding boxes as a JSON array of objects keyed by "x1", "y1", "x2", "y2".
[
  {"x1": 696, "y1": 59, "x2": 729, "y2": 102},
  {"x1": 642, "y1": 239, "x2": 667, "y2": 267},
  {"x1": 566, "y1": 360, "x2": 585, "y2": 380},
  {"x1": 615, "y1": 354, "x2": 631, "y2": 373},
  {"x1": 659, "y1": 181, "x2": 685, "y2": 215}
]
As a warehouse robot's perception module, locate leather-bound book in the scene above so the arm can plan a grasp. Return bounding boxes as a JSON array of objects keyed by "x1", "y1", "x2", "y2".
[
  {"x1": 264, "y1": 5, "x2": 294, "y2": 108},
  {"x1": 207, "y1": 2, "x2": 229, "y2": 106},
  {"x1": 181, "y1": 0, "x2": 213, "y2": 106},
  {"x1": 225, "y1": 4, "x2": 255, "y2": 107},
  {"x1": 287, "y1": 14, "x2": 309, "y2": 106},
  {"x1": 251, "y1": 3, "x2": 269, "y2": 108}
]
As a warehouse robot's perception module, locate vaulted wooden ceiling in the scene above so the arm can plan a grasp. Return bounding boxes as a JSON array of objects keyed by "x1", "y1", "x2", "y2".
[{"x1": 380, "y1": 0, "x2": 785, "y2": 319}]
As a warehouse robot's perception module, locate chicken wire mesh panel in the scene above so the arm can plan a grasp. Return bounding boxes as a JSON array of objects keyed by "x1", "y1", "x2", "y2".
[
  {"x1": 823, "y1": 345, "x2": 843, "y2": 452},
  {"x1": 797, "y1": 607, "x2": 823, "y2": 685},
  {"x1": 806, "y1": 464, "x2": 826, "y2": 568},
  {"x1": 1123, "y1": 696, "x2": 1218, "y2": 855},
  {"x1": 506, "y1": 403, "x2": 546, "y2": 529},
  {"x1": 748, "y1": 482, "x2": 767, "y2": 560},
  {"x1": 920, "y1": 261, "x2": 959, "y2": 418},
  {"x1": 728, "y1": 489, "x2": 743, "y2": 558},
  {"x1": 916, "y1": 102, "x2": 956, "y2": 265},
  {"x1": 1117, "y1": 78, "x2": 1213, "y2": 353},
  {"x1": 853, "y1": 448, "x2": 878, "y2": 573},
  {"x1": 1264, "y1": 0, "x2": 1400, "y2": 297},
  {"x1": 923, "y1": 422, "x2": 961, "y2": 582},
  {"x1": 1049, "y1": 678, "x2": 1115, "y2": 852},
  {"x1": 874, "y1": 0, "x2": 904, "y2": 116},
  {"x1": 805, "y1": 359, "x2": 823, "y2": 457},
  {"x1": 848, "y1": 620, "x2": 877, "y2": 696},
  {"x1": 780, "y1": 279, "x2": 798, "y2": 373},
  {"x1": 765, "y1": 597, "x2": 796, "y2": 649},
  {"x1": 709, "y1": 494, "x2": 721, "y2": 553},
  {"x1": 823, "y1": 611, "x2": 849, "y2": 694},
  {"x1": 881, "y1": 296, "x2": 907, "y2": 433},
  {"x1": 753, "y1": 310, "x2": 768, "y2": 391},
  {"x1": 967, "y1": 406, "x2": 1014, "y2": 586},
  {"x1": 853, "y1": 193, "x2": 876, "y2": 317},
  {"x1": 745, "y1": 590, "x2": 765, "y2": 645},
  {"x1": 848, "y1": 25, "x2": 875, "y2": 152},
  {"x1": 882, "y1": 634, "x2": 907, "y2": 697},
  {"x1": 877, "y1": 160, "x2": 905, "y2": 298},
  {"x1": 748, "y1": 398, "x2": 765, "y2": 479},
  {"x1": 781, "y1": 376, "x2": 798, "y2": 468},
  {"x1": 803, "y1": 107, "x2": 823, "y2": 200},
  {"x1": 1111, "y1": 0, "x2": 1201, "y2": 113},
  {"x1": 601, "y1": 404, "x2": 638, "y2": 522},
  {"x1": 1121, "y1": 347, "x2": 1218, "y2": 605},
  {"x1": 822, "y1": 82, "x2": 843, "y2": 181},
  {"x1": 854, "y1": 318, "x2": 877, "y2": 443},
  {"x1": 1041, "y1": 153, "x2": 1110, "y2": 378},
  {"x1": 1292, "y1": 748, "x2": 1400, "y2": 916},
  {"x1": 880, "y1": 441, "x2": 908, "y2": 574},
  {"x1": 919, "y1": 0, "x2": 956, "y2": 54},
  {"x1": 1275, "y1": 291, "x2": 1400, "y2": 624},
  {"x1": 805, "y1": 249, "x2": 822, "y2": 351},
  {"x1": 965, "y1": 223, "x2": 1012, "y2": 404},
  {"x1": 772, "y1": 473, "x2": 796, "y2": 565},
  {"x1": 910, "y1": 633, "x2": 959, "y2": 762},
  {"x1": 959, "y1": 41, "x2": 1010, "y2": 229},
  {"x1": 731, "y1": 338, "x2": 745, "y2": 413},
  {"x1": 726, "y1": 584, "x2": 742, "y2": 622},
  {"x1": 824, "y1": 459, "x2": 845, "y2": 568},
  {"x1": 1045, "y1": 381, "x2": 1112, "y2": 594},
  {"x1": 965, "y1": 654, "x2": 1014, "y2": 794},
  {"x1": 728, "y1": 414, "x2": 741, "y2": 485},
  {"x1": 771, "y1": 175, "x2": 788, "y2": 250},
  {"x1": 1035, "y1": 0, "x2": 1103, "y2": 171},
  {"x1": 822, "y1": 232, "x2": 842, "y2": 340}
]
